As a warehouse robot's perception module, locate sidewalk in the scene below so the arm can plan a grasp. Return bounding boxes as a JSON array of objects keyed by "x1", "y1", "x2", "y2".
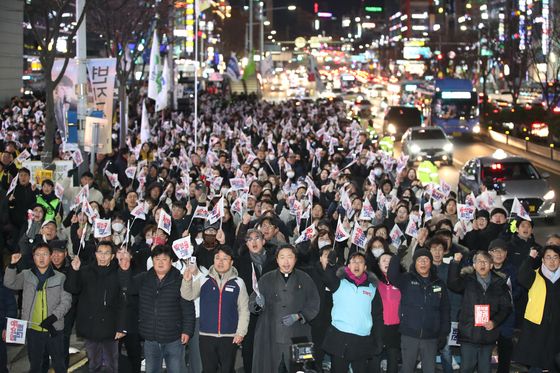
[{"x1": 7, "y1": 334, "x2": 87, "y2": 372}]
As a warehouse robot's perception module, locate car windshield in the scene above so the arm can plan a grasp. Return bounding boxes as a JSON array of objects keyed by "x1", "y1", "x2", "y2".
[
  {"x1": 481, "y1": 162, "x2": 540, "y2": 181},
  {"x1": 386, "y1": 107, "x2": 421, "y2": 126},
  {"x1": 411, "y1": 129, "x2": 447, "y2": 140}
]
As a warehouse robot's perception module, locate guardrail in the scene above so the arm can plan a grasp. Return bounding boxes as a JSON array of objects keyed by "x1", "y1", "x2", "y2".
[{"x1": 487, "y1": 130, "x2": 560, "y2": 161}]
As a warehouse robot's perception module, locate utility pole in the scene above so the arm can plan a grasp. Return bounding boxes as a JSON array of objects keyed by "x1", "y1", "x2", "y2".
[
  {"x1": 259, "y1": 1, "x2": 264, "y2": 72},
  {"x1": 76, "y1": 0, "x2": 89, "y2": 173},
  {"x1": 249, "y1": 0, "x2": 253, "y2": 53}
]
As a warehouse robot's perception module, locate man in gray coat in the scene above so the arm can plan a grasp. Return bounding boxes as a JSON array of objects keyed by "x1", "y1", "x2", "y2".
[
  {"x1": 4, "y1": 243, "x2": 72, "y2": 373},
  {"x1": 250, "y1": 245, "x2": 320, "y2": 372}
]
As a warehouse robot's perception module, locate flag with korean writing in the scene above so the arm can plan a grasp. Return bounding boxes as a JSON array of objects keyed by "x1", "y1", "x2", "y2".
[
  {"x1": 54, "y1": 182, "x2": 64, "y2": 200},
  {"x1": 389, "y1": 224, "x2": 404, "y2": 247},
  {"x1": 172, "y1": 236, "x2": 193, "y2": 259},
  {"x1": 340, "y1": 188, "x2": 352, "y2": 214},
  {"x1": 6, "y1": 318, "x2": 27, "y2": 344},
  {"x1": 359, "y1": 197, "x2": 375, "y2": 220},
  {"x1": 93, "y1": 218, "x2": 111, "y2": 238},
  {"x1": 105, "y1": 170, "x2": 121, "y2": 189},
  {"x1": 511, "y1": 197, "x2": 531, "y2": 221},
  {"x1": 82, "y1": 199, "x2": 99, "y2": 223},
  {"x1": 457, "y1": 204, "x2": 476, "y2": 221},
  {"x1": 294, "y1": 224, "x2": 317, "y2": 244},
  {"x1": 207, "y1": 197, "x2": 225, "y2": 225},
  {"x1": 157, "y1": 210, "x2": 172, "y2": 234},
  {"x1": 15, "y1": 149, "x2": 31, "y2": 163},
  {"x1": 72, "y1": 150, "x2": 83, "y2": 167},
  {"x1": 335, "y1": 217, "x2": 350, "y2": 242},
  {"x1": 405, "y1": 219, "x2": 419, "y2": 238},
  {"x1": 424, "y1": 202, "x2": 433, "y2": 222},
  {"x1": 351, "y1": 225, "x2": 368, "y2": 249},
  {"x1": 440, "y1": 180, "x2": 452, "y2": 197},
  {"x1": 465, "y1": 192, "x2": 477, "y2": 208},
  {"x1": 130, "y1": 202, "x2": 147, "y2": 220},
  {"x1": 231, "y1": 196, "x2": 244, "y2": 215},
  {"x1": 229, "y1": 178, "x2": 247, "y2": 191},
  {"x1": 431, "y1": 188, "x2": 446, "y2": 202},
  {"x1": 193, "y1": 205, "x2": 209, "y2": 219},
  {"x1": 6, "y1": 173, "x2": 18, "y2": 195},
  {"x1": 125, "y1": 167, "x2": 136, "y2": 179}
]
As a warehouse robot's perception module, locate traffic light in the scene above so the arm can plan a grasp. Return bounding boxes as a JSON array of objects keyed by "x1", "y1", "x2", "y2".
[{"x1": 314, "y1": 2, "x2": 318, "y2": 13}]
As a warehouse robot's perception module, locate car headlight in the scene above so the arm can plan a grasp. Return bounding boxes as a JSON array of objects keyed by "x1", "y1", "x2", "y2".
[
  {"x1": 387, "y1": 123, "x2": 396, "y2": 134},
  {"x1": 473, "y1": 125, "x2": 481, "y2": 134},
  {"x1": 410, "y1": 144, "x2": 421, "y2": 153},
  {"x1": 544, "y1": 190, "x2": 555, "y2": 200},
  {"x1": 443, "y1": 143, "x2": 453, "y2": 152}
]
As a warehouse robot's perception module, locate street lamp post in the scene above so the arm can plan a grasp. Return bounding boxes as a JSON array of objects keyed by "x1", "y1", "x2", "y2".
[{"x1": 258, "y1": 5, "x2": 296, "y2": 71}]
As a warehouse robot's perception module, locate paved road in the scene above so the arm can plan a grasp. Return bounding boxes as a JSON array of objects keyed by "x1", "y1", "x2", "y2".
[{"x1": 401, "y1": 137, "x2": 560, "y2": 244}]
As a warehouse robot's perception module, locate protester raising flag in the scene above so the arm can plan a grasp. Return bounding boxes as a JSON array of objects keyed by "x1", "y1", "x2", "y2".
[
  {"x1": 6, "y1": 173, "x2": 18, "y2": 195},
  {"x1": 389, "y1": 224, "x2": 404, "y2": 247},
  {"x1": 351, "y1": 224, "x2": 368, "y2": 249},
  {"x1": 93, "y1": 218, "x2": 111, "y2": 238},
  {"x1": 294, "y1": 224, "x2": 317, "y2": 244},
  {"x1": 358, "y1": 197, "x2": 375, "y2": 220},
  {"x1": 207, "y1": 197, "x2": 225, "y2": 225},
  {"x1": 334, "y1": 217, "x2": 351, "y2": 242},
  {"x1": 157, "y1": 210, "x2": 172, "y2": 235},
  {"x1": 193, "y1": 205, "x2": 209, "y2": 220},
  {"x1": 510, "y1": 197, "x2": 531, "y2": 221},
  {"x1": 172, "y1": 236, "x2": 194, "y2": 260}
]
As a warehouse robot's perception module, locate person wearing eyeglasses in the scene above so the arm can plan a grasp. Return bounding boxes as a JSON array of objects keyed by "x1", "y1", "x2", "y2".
[
  {"x1": 4, "y1": 243, "x2": 72, "y2": 373},
  {"x1": 447, "y1": 251, "x2": 512, "y2": 373},
  {"x1": 64, "y1": 241, "x2": 127, "y2": 373},
  {"x1": 514, "y1": 245, "x2": 560, "y2": 373}
]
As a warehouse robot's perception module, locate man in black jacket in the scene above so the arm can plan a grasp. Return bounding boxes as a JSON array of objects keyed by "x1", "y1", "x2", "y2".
[
  {"x1": 235, "y1": 229, "x2": 277, "y2": 372},
  {"x1": 64, "y1": 241, "x2": 127, "y2": 373},
  {"x1": 124, "y1": 245, "x2": 195, "y2": 373},
  {"x1": 7, "y1": 168, "x2": 35, "y2": 250},
  {"x1": 388, "y1": 249, "x2": 450, "y2": 373},
  {"x1": 448, "y1": 251, "x2": 512, "y2": 373}
]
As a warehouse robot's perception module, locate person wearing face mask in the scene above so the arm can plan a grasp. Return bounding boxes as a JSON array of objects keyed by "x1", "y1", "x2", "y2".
[
  {"x1": 514, "y1": 245, "x2": 560, "y2": 373},
  {"x1": 320, "y1": 251, "x2": 384, "y2": 373},
  {"x1": 297, "y1": 222, "x2": 334, "y2": 272},
  {"x1": 479, "y1": 208, "x2": 509, "y2": 246},
  {"x1": 111, "y1": 215, "x2": 127, "y2": 247},
  {"x1": 193, "y1": 222, "x2": 221, "y2": 271},
  {"x1": 365, "y1": 237, "x2": 390, "y2": 271},
  {"x1": 461, "y1": 210, "x2": 491, "y2": 251}
]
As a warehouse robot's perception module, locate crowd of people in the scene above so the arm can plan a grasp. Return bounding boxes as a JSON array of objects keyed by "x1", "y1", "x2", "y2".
[{"x1": 0, "y1": 93, "x2": 559, "y2": 373}]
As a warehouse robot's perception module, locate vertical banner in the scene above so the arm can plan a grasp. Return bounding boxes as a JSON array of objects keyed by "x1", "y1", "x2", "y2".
[
  {"x1": 52, "y1": 59, "x2": 78, "y2": 140},
  {"x1": 86, "y1": 58, "x2": 117, "y2": 126}
]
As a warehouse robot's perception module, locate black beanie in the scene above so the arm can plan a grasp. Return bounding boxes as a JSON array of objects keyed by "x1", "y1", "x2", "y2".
[{"x1": 413, "y1": 248, "x2": 433, "y2": 264}]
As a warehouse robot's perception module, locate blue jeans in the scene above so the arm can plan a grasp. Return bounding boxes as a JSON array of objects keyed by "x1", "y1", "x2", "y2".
[
  {"x1": 440, "y1": 343, "x2": 454, "y2": 373},
  {"x1": 144, "y1": 339, "x2": 186, "y2": 373},
  {"x1": 460, "y1": 343, "x2": 493, "y2": 373}
]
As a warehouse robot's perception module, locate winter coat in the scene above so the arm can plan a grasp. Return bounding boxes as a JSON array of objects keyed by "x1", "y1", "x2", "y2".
[
  {"x1": 8, "y1": 183, "x2": 36, "y2": 229},
  {"x1": 4, "y1": 266, "x2": 72, "y2": 331},
  {"x1": 514, "y1": 257, "x2": 560, "y2": 370},
  {"x1": 387, "y1": 255, "x2": 450, "y2": 340},
  {"x1": 447, "y1": 263, "x2": 512, "y2": 345},
  {"x1": 320, "y1": 266, "x2": 384, "y2": 360},
  {"x1": 235, "y1": 248, "x2": 277, "y2": 297},
  {"x1": 128, "y1": 267, "x2": 195, "y2": 343},
  {"x1": 249, "y1": 269, "x2": 320, "y2": 373},
  {"x1": 64, "y1": 260, "x2": 127, "y2": 341},
  {"x1": 181, "y1": 265, "x2": 249, "y2": 338},
  {"x1": 306, "y1": 261, "x2": 334, "y2": 353},
  {"x1": 506, "y1": 234, "x2": 540, "y2": 270},
  {"x1": 434, "y1": 262, "x2": 463, "y2": 322},
  {"x1": 0, "y1": 276, "x2": 16, "y2": 330}
]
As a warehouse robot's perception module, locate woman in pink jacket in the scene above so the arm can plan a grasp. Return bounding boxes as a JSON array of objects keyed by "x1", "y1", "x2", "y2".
[{"x1": 369, "y1": 251, "x2": 402, "y2": 373}]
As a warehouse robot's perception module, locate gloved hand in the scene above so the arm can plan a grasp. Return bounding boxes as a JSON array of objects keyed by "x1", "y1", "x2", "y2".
[
  {"x1": 40, "y1": 315, "x2": 58, "y2": 335},
  {"x1": 327, "y1": 250, "x2": 338, "y2": 266},
  {"x1": 437, "y1": 335, "x2": 447, "y2": 350},
  {"x1": 281, "y1": 314, "x2": 300, "y2": 327},
  {"x1": 255, "y1": 294, "x2": 265, "y2": 308},
  {"x1": 397, "y1": 245, "x2": 408, "y2": 259}
]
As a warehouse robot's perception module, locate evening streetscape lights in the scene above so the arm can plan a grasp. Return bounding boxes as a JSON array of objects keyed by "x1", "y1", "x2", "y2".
[{"x1": 259, "y1": 4, "x2": 296, "y2": 65}]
